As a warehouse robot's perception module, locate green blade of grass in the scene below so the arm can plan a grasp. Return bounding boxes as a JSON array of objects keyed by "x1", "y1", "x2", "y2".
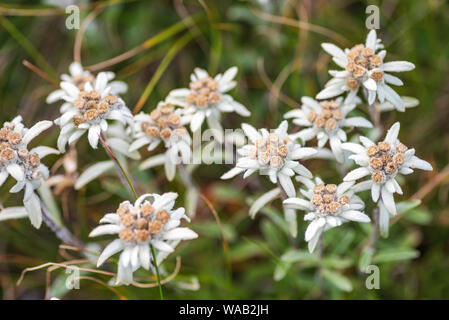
[
  {"x1": 133, "y1": 33, "x2": 193, "y2": 114},
  {"x1": 87, "y1": 14, "x2": 202, "y2": 72},
  {"x1": 0, "y1": 15, "x2": 57, "y2": 81}
]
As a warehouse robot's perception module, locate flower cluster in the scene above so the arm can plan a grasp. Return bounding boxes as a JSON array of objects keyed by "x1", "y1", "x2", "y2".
[
  {"x1": 90, "y1": 193, "x2": 197, "y2": 284},
  {"x1": 0, "y1": 23, "x2": 434, "y2": 293},
  {"x1": 0, "y1": 116, "x2": 57, "y2": 228},
  {"x1": 273, "y1": 28, "x2": 431, "y2": 249},
  {"x1": 342, "y1": 122, "x2": 432, "y2": 235},
  {"x1": 54, "y1": 72, "x2": 133, "y2": 151},
  {"x1": 221, "y1": 121, "x2": 316, "y2": 198},
  {"x1": 284, "y1": 177, "x2": 370, "y2": 252},
  {"x1": 46, "y1": 62, "x2": 127, "y2": 105},
  {"x1": 130, "y1": 102, "x2": 191, "y2": 181},
  {"x1": 285, "y1": 96, "x2": 372, "y2": 162},
  {"x1": 167, "y1": 67, "x2": 250, "y2": 138},
  {"x1": 317, "y1": 30, "x2": 415, "y2": 111}
]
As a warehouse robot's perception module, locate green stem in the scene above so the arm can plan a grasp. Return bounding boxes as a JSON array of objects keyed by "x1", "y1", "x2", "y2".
[
  {"x1": 151, "y1": 245, "x2": 164, "y2": 300},
  {"x1": 98, "y1": 133, "x2": 164, "y2": 300},
  {"x1": 40, "y1": 201, "x2": 84, "y2": 248}
]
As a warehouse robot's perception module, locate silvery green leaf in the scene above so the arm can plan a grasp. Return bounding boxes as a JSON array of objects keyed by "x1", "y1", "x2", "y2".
[
  {"x1": 396, "y1": 199, "x2": 421, "y2": 215},
  {"x1": 378, "y1": 96, "x2": 419, "y2": 112},
  {"x1": 323, "y1": 256, "x2": 353, "y2": 269},
  {"x1": 274, "y1": 261, "x2": 291, "y2": 281},
  {"x1": 75, "y1": 160, "x2": 115, "y2": 189},
  {"x1": 173, "y1": 276, "x2": 200, "y2": 291},
  {"x1": 249, "y1": 188, "x2": 280, "y2": 219},
  {"x1": 281, "y1": 249, "x2": 317, "y2": 264},
  {"x1": 38, "y1": 180, "x2": 62, "y2": 225},
  {"x1": 403, "y1": 208, "x2": 432, "y2": 225},
  {"x1": 0, "y1": 206, "x2": 28, "y2": 221},
  {"x1": 283, "y1": 207, "x2": 297, "y2": 238},
  {"x1": 322, "y1": 269, "x2": 353, "y2": 292},
  {"x1": 186, "y1": 187, "x2": 199, "y2": 218},
  {"x1": 358, "y1": 247, "x2": 374, "y2": 272},
  {"x1": 373, "y1": 248, "x2": 419, "y2": 263}
]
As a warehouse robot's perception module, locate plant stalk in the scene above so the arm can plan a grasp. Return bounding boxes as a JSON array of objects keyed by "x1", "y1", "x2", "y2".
[
  {"x1": 41, "y1": 201, "x2": 83, "y2": 248},
  {"x1": 98, "y1": 132, "x2": 164, "y2": 300}
]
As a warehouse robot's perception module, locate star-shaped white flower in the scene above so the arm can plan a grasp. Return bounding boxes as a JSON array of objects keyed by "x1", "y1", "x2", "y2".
[
  {"x1": 317, "y1": 30, "x2": 415, "y2": 111},
  {"x1": 46, "y1": 61, "x2": 127, "y2": 108},
  {"x1": 129, "y1": 102, "x2": 192, "y2": 181},
  {"x1": 54, "y1": 72, "x2": 133, "y2": 151},
  {"x1": 342, "y1": 122, "x2": 432, "y2": 236},
  {"x1": 221, "y1": 120, "x2": 317, "y2": 198},
  {"x1": 285, "y1": 96, "x2": 372, "y2": 162},
  {"x1": 284, "y1": 177, "x2": 370, "y2": 252},
  {"x1": 89, "y1": 192, "x2": 198, "y2": 285},
  {"x1": 0, "y1": 116, "x2": 58, "y2": 228},
  {"x1": 166, "y1": 67, "x2": 250, "y2": 141}
]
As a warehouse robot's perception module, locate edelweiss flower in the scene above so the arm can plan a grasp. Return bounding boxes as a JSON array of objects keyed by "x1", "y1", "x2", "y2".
[
  {"x1": 166, "y1": 67, "x2": 250, "y2": 139},
  {"x1": 46, "y1": 62, "x2": 127, "y2": 107},
  {"x1": 317, "y1": 30, "x2": 415, "y2": 111},
  {"x1": 90, "y1": 192, "x2": 198, "y2": 285},
  {"x1": 54, "y1": 72, "x2": 133, "y2": 151},
  {"x1": 130, "y1": 102, "x2": 192, "y2": 181},
  {"x1": 0, "y1": 116, "x2": 58, "y2": 228},
  {"x1": 221, "y1": 121, "x2": 317, "y2": 198},
  {"x1": 342, "y1": 122, "x2": 432, "y2": 235},
  {"x1": 285, "y1": 96, "x2": 372, "y2": 162},
  {"x1": 284, "y1": 177, "x2": 370, "y2": 252}
]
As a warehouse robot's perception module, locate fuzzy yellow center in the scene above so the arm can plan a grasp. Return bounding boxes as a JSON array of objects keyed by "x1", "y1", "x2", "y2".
[
  {"x1": 0, "y1": 123, "x2": 41, "y2": 180},
  {"x1": 248, "y1": 133, "x2": 290, "y2": 168},
  {"x1": 117, "y1": 203, "x2": 171, "y2": 243},
  {"x1": 308, "y1": 100, "x2": 343, "y2": 131},
  {"x1": 367, "y1": 142, "x2": 407, "y2": 183},
  {"x1": 186, "y1": 77, "x2": 220, "y2": 108},
  {"x1": 73, "y1": 91, "x2": 118, "y2": 126},
  {"x1": 345, "y1": 44, "x2": 383, "y2": 89},
  {"x1": 142, "y1": 104, "x2": 187, "y2": 140},
  {"x1": 311, "y1": 183, "x2": 348, "y2": 214}
]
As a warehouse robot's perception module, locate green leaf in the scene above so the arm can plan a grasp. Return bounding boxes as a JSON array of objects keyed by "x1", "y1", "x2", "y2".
[
  {"x1": 260, "y1": 219, "x2": 287, "y2": 251},
  {"x1": 396, "y1": 199, "x2": 422, "y2": 214},
  {"x1": 332, "y1": 229, "x2": 356, "y2": 254},
  {"x1": 373, "y1": 248, "x2": 420, "y2": 263},
  {"x1": 403, "y1": 208, "x2": 432, "y2": 225},
  {"x1": 359, "y1": 247, "x2": 374, "y2": 272},
  {"x1": 37, "y1": 182, "x2": 62, "y2": 226},
  {"x1": 186, "y1": 187, "x2": 199, "y2": 218},
  {"x1": 273, "y1": 261, "x2": 291, "y2": 281},
  {"x1": 281, "y1": 249, "x2": 317, "y2": 263},
  {"x1": 258, "y1": 206, "x2": 289, "y2": 235},
  {"x1": 322, "y1": 269, "x2": 353, "y2": 292},
  {"x1": 249, "y1": 188, "x2": 280, "y2": 219},
  {"x1": 323, "y1": 256, "x2": 353, "y2": 270},
  {"x1": 229, "y1": 241, "x2": 264, "y2": 263}
]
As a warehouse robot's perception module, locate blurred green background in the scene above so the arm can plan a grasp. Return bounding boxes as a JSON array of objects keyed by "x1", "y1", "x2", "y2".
[{"x1": 0, "y1": 0, "x2": 448, "y2": 299}]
